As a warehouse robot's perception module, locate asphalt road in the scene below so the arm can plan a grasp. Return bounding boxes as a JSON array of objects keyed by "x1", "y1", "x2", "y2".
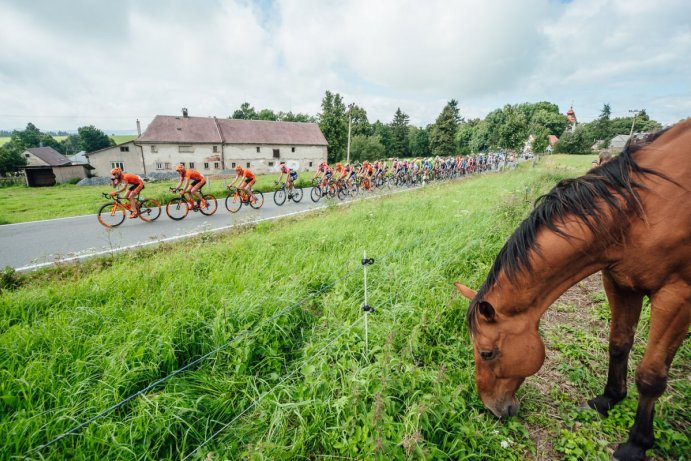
[{"x1": 0, "y1": 187, "x2": 404, "y2": 272}]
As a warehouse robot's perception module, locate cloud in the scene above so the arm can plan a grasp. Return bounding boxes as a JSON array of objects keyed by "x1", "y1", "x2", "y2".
[{"x1": 0, "y1": 0, "x2": 689, "y2": 131}]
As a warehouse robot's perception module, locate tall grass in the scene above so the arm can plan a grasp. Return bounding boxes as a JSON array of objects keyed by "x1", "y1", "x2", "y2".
[{"x1": 1, "y1": 156, "x2": 687, "y2": 460}]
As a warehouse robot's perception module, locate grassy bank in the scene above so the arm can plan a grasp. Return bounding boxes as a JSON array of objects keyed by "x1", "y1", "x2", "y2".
[
  {"x1": 0, "y1": 156, "x2": 687, "y2": 460},
  {"x1": 0, "y1": 173, "x2": 313, "y2": 225}
]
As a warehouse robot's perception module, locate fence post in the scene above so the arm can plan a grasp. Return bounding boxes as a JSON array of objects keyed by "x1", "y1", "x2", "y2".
[{"x1": 362, "y1": 250, "x2": 375, "y2": 355}]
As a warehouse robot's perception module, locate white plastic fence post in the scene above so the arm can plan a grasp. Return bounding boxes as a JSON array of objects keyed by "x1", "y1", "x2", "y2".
[{"x1": 363, "y1": 249, "x2": 369, "y2": 355}]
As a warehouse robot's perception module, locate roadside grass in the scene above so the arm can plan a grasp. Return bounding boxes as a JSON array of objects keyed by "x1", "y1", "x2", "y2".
[
  {"x1": 1, "y1": 154, "x2": 687, "y2": 460},
  {"x1": 0, "y1": 173, "x2": 313, "y2": 224}
]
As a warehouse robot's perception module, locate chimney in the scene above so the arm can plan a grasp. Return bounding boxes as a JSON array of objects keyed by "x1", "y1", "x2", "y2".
[
  {"x1": 182, "y1": 107, "x2": 188, "y2": 118},
  {"x1": 136, "y1": 119, "x2": 141, "y2": 136}
]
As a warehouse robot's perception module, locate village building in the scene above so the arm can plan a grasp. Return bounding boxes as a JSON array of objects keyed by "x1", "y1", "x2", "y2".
[
  {"x1": 86, "y1": 112, "x2": 328, "y2": 177},
  {"x1": 21, "y1": 146, "x2": 92, "y2": 186}
]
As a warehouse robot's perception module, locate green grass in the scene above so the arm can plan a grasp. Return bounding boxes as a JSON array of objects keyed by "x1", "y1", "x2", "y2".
[
  {"x1": 0, "y1": 155, "x2": 687, "y2": 460},
  {"x1": 0, "y1": 173, "x2": 313, "y2": 224}
]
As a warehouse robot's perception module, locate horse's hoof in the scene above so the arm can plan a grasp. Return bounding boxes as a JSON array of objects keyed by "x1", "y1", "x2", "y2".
[
  {"x1": 613, "y1": 442, "x2": 647, "y2": 461},
  {"x1": 586, "y1": 396, "x2": 613, "y2": 417}
]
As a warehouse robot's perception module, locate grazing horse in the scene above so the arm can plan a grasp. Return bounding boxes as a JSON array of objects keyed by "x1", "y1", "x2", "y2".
[{"x1": 455, "y1": 120, "x2": 690, "y2": 461}]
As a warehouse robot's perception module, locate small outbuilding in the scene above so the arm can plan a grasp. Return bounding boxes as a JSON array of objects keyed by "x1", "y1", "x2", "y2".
[{"x1": 22, "y1": 147, "x2": 92, "y2": 187}]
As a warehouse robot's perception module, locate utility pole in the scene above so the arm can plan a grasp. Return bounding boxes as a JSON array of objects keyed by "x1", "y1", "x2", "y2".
[
  {"x1": 346, "y1": 103, "x2": 354, "y2": 164},
  {"x1": 628, "y1": 109, "x2": 640, "y2": 137}
]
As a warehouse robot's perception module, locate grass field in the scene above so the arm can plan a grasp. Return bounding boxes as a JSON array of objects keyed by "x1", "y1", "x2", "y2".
[
  {"x1": 0, "y1": 156, "x2": 688, "y2": 460},
  {"x1": 0, "y1": 173, "x2": 312, "y2": 225}
]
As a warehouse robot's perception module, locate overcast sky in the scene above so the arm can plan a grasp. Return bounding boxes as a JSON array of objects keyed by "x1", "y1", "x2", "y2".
[{"x1": 1, "y1": 0, "x2": 689, "y2": 133}]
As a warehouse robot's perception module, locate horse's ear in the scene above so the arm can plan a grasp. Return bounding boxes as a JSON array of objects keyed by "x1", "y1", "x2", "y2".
[
  {"x1": 478, "y1": 301, "x2": 496, "y2": 322},
  {"x1": 454, "y1": 282, "x2": 477, "y2": 300}
]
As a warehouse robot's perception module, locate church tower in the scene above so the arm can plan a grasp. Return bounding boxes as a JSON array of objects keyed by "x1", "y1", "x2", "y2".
[{"x1": 566, "y1": 105, "x2": 578, "y2": 132}]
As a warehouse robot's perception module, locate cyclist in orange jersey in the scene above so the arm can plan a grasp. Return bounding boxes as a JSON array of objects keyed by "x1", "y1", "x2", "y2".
[
  {"x1": 110, "y1": 167, "x2": 144, "y2": 218},
  {"x1": 173, "y1": 164, "x2": 207, "y2": 209},
  {"x1": 313, "y1": 161, "x2": 333, "y2": 191},
  {"x1": 357, "y1": 160, "x2": 374, "y2": 191},
  {"x1": 229, "y1": 164, "x2": 257, "y2": 202}
]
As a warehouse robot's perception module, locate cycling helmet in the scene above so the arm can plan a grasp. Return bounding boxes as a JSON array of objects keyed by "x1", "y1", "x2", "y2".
[
  {"x1": 336, "y1": 162, "x2": 342, "y2": 168},
  {"x1": 363, "y1": 160, "x2": 369, "y2": 166},
  {"x1": 175, "y1": 164, "x2": 185, "y2": 173},
  {"x1": 111, "y1": 167, "x2": 122, "y2": 176},
  {"x1": 235, "y1": 165, "x2": 243, "y2": 171}
]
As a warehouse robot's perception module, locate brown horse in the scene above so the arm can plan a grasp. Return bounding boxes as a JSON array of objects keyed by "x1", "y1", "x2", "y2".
[{"x1": 455, "y1": 120, "x2": 690, "y2": 461}]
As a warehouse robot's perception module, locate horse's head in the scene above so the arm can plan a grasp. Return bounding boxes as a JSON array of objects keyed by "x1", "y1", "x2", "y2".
[{"x1": 455, "y1": 282, "x2": 545, "y2": 418}]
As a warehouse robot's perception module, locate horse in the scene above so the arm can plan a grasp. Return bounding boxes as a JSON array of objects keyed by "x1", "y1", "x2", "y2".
[{"x1": 455, "y1": 119, "x2": 690, "y2": 461}]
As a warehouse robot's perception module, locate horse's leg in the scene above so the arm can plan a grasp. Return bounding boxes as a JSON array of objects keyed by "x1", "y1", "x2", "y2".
[
  {"x1": 588, "y1": 271, "x2": 643, "y2": 416},
  {"x1": 613, "y1": 285, "x2": 690, "y2": 461}
]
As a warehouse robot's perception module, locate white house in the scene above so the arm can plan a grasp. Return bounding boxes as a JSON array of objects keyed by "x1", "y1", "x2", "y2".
[{"x1": 86, "y1": 113, "x2": 329, "y2": 177}]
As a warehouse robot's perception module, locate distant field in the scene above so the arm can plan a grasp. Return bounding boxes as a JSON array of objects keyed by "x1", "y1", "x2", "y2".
[{"x1": 0, "y1": 135, "x2": 135, "y2": 147}]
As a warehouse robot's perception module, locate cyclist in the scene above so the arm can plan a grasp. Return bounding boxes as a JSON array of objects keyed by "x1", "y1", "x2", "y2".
[
  {"x1": 313, "y1": 161, "x2": 333, "y2": 192},
  {"x1": 358, "y1": 160, "x2": 374, "y2": 191},
  {"x1": 110, "y1": 167, "x2": 144, "y2": 218},
  {"x1": 228, "y1": 164, "x2": 257, "y2": 202},
  {"x1": 173, "y1": 164, "x2": 207, "y2": 209},
  {"x1": 276, "y1": 161, "x2": 298, "y2": 191}
]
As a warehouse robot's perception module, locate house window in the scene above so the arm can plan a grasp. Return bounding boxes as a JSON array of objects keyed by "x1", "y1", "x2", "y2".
[
  {"x1": 291, "y1": 147, "x2": 295, "y2": 153},
  {"x1": 204, "y1": 162, "x2": 209, "y2": 169},
  {"x1": 213, "y1": 145, "x2": 218, "y2": 153},
  {"x1": 25, "y1": 153, "x2": 30, "y2": 158},
  {"x1": 120, "y1": 146, "x2": 129, "y2": 152},
  {"x1": 111, "y1": 161, "x2": 124, "y2": 169},
  {"x1": 164, "y1": 162, "x2": 171, "y2": 169},
  {"x1": 179, "y1": 145, "x2": 194, "y2": 153},
  {"x1": 150, "y1": 145, "x2": 158, "y2": 153},
  {"x1": 309, "y1": 162, "x2": 313, "y2": 167},
  {"x1": 273, "y1": 149, "x2": 280, "y2": 158},
  {"x1": 189, "y1": 162, "x2": 195, "y2": 169},
  {"x1": 246, "y1": 162, "x2": 250, "y2": 168},
  {"x1": 156, "y1": 162, "x2": 163, "y2": 170},
  {"x1": 231, "y1": 162, "x2": 236, "y2": 168},
  {"x1": 179, "y1": 162, "x2": 185, "y2": 168},
  {"x1": 256, "y1": 146, "x2": 260, "y2": 153},
  {"x1": 268, "y1": 162, "x2": 274, "y2": 167},
  {"x1": 214, "y1": 162, "x2": 219, "y2": 169}
]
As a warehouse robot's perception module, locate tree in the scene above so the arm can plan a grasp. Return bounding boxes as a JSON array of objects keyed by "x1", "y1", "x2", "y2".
[
  {"x1": 349, "y1": 135, "x2": 386, "y2": 162},
  {"x1": 429, "y1": 100, "x2": 461, "y2": 157},
  {"x1": 0, "y1": 146, "x2": 27, "y2": 176},
  {"x1": 318, "y1": 91, "x2": 348, "y2": 162},
  {"x1": 593, "y1": 103, "x2": 612, "y2": 147},
  {"x1": 456, "y1": 119, "x2": 480, "y2": 155},
  {"x1": 256, "y1": 109, "x2": 278, "y2": 121},
  {"x1": 555, "y1": 125, "x2": 593, "y2": 154},
  {"x1": 349, "y1": 105, "x2": 372, "y2": 137},
  {"x1": 77, "y1": 125, "x2": 114, "y2": 153},
  {"x1": 278, "y1": 111, "x2": 316, "y2": 123},
  {"x1": 371, "y1": 121, "x2": 393, "y2": 156},
  {"x1": 231, "y1": 102, "x2": 257, "y2": 120},
  {"x1": 390, "y1": 108, "x2": 410, "y2": 157},
  {"x1": 409, "y1": 125, "x2": 431, "y2": 158},
  {"x1": 60, "y1": 134, "x2": 82, "y2": 156}
]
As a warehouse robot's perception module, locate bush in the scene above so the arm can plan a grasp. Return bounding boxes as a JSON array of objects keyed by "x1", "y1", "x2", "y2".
[{"x1": 0, "y1": 266, "x2": 21, "y2": 292}]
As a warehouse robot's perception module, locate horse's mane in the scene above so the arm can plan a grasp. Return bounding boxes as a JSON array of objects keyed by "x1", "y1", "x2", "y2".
[{"x1": 467, "y1": 128, "x2": 671, "y2": 334}]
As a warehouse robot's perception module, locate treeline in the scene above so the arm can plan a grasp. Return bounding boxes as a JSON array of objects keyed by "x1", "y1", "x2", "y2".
[
  {"x1": 230, "y1": 94, "x2": 663, "y2": 162},
  {"x1": 0, "y1": 124, "x2": 114, "y2": 176}
]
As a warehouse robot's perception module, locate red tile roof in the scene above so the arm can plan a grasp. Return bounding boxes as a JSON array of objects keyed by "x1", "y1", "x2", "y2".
[
  {"x1": 137, "y1": 115, "x2": 327, "y2": 146},
  {"x1": 25, "y1": 147, "x2": 71, "y2": 166}
]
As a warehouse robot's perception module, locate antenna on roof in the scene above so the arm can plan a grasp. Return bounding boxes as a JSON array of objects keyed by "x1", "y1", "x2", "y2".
[{"x1": 182, "y1": 108, "x2": 189, "y2": 118}]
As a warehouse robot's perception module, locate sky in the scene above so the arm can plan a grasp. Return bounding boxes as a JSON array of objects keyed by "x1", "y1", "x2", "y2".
[{"x1": 1, "y1": 0, "x2": 690, "y2": 133}]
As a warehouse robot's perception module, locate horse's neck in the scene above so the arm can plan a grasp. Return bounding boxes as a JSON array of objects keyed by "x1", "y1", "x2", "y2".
[{"x1": 493, "y1": 221, "x2": 605, "y2": 322}]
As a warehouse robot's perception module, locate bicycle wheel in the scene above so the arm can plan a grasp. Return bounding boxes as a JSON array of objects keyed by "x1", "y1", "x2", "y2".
[
  {"x1": 274, "y1": 188, "x2": 287, "y2": 206},
  {"x1": 310, "y1": 186, "x2": 321, "y2": 202},
  {"x1": 97, "y1": 202, "x2": 126, "y2": 228},
  {"x1": 138, "y1": 198, "x2": 161, "y2": 222},
  {"x1": 337, "y1": 186, "x2": 347, "y2": 201},
  {"x1": 225, "y1": 193, "x2": 242, "y2": 213},
  {"x1": 250, "y1": 191, "x2": 264, "y2": 209},
  {"x1": 327, "y1": 184, "x2": 337, "y2": 198},
  {"x1": 199, "y1": 194, "x2": 218, "y2": 216},
  {"x1": 166, "y1": 197, "x2": 189, "y2": 220},
  {"x1": 291, "y1": 187, "x2": 303, "y2": 203},
  {"x1": 349, "y1": 182, "x2": 359, "y2": 197}
]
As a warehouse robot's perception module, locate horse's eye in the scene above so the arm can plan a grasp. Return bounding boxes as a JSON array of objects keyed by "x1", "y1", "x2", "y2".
[{"x1": 480, "y1": 349, "x2": 497, "y2": 361}]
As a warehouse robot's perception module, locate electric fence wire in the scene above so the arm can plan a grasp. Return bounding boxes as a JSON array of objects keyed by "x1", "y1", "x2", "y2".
[
  {"x1": 182, "y1": 313, "x2": 367, "y2": 461},
  {"x1": 28, "y1": 265, "x2": 365, "y2": 457}
]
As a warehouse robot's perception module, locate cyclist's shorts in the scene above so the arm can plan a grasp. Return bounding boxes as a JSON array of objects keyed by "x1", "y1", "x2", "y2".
[
  {"x1": 325, "y1": 171, "x2": 333, "y2": 178},
  {"x1": 191, "y1": 178, "x2": 205, "y2": 189},
  {"x1": 349, "y1": 172, "x2": 357, "y2": 178},
  {"x1": 128, "y1": 183, "x2": 144, "y2": 193},
  {"x1": 243, "y1": 177, "x2": 253, "y2": 184},
  {"x1": 290, "y1": 171, "x2": 298, "y2": 180}
]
